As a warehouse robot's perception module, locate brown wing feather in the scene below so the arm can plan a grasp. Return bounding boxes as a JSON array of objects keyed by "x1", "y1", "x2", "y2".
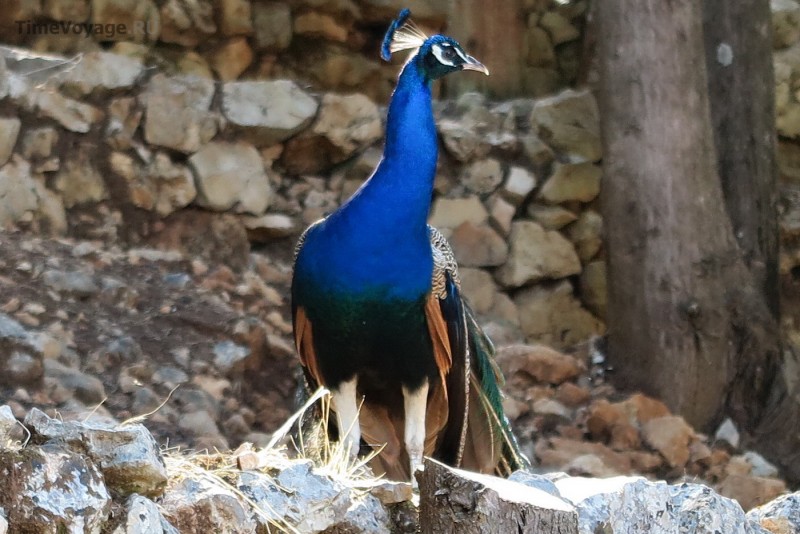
[{"x1": 294, "y1": 306, "x2": 322, "y2": 387}]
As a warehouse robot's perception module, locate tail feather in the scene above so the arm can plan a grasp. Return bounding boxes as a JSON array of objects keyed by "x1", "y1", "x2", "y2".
[{"x1": 463, "y1": 302, "x2": 530, "y2": 476}]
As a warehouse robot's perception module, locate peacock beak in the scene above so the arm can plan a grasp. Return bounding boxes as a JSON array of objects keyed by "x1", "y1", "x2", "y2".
[{"x1": 462, "y1": 55, "x2": 489, "y2": 75}]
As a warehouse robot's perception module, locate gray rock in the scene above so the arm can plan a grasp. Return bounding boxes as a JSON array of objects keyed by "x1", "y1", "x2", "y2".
[
  {"x1": 190, "y1": 141, "x2": 272, "y2": 214},
  {"x1": 556, "y1": 476, "x2": 762, "y2": 534},
  {"x1": 42, "y1": 269, "x2": 99, "y2": 297},
  {"x1": 496, "y1": 221, "x2": 582, "y2": 288},
  {"x1": 2, "y1": 350, "x2": 44, "y2": 387},
  {"x1": 237, "y1": 461, "x2": 353, "y2": 533},
  {"x1": 0, "y1": 443, "x2": 111, "y2": 533},
  {"x1": 333, "y1": 493, "x2": 393, "y2": 533},
  {"x1": 747, "y1": 491, "x2": 800, "y2": 532},
  {"x1": 143, "y1": 74, "x2": 217, "y2": 153},
  {"x1": 222, "y1": 80, "x2": 318, "y2": 146},
  {"x1": 0, "y1": 405, "x2": 19, "y2": 444},
  {"x1": 0, "y1": 117, "x2": 21, "y2": 166},
  {"x1": 24, "y1": 408, "x2": 168, "y2": 497},
  {"x1": 111, "y1": 494, "x2": 179, "y2": 534},
  {"x1": 213, "y1": 340, "x2": 251, "y2": 375},
  {"x1": 161, "y1": 477, "x2": 258, "y2": 533},
  {"x1": 44, "y1": 359, "x2": 106, "y2": 404},
  {"x1": 531, "y1": 89, "x2": 601, "y2": 163},
  {"x1": 58, "y1": 51, "x2": 144, "y2": 94}
]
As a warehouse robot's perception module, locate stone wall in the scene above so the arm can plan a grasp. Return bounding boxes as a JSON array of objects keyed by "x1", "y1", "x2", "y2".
[
  {"x1": 5, "y1": 0, "x2": 800, "y2": 353},
  {"x1": 0, "y1": 0, "x2": 587, "y2": 101},
  {"x1": 0, "y1": 36, "x2": 607, "y2": 350}
]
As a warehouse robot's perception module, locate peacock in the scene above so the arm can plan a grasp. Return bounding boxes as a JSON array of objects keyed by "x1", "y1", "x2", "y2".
[{"x1": 292, "y1": 8, "x2": 528, "y2": 482}]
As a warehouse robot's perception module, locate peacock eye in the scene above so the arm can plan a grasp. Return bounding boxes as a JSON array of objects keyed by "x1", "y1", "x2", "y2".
[{"x1": 442, "y1": 47, "x2": 456, "y2": 60}]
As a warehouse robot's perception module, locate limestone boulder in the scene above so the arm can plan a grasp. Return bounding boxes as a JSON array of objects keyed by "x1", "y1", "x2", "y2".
[
  {"x1": 774, "y1": 0, "x2": 800, "y2": 49},
  {"x1": 91, "y1": 0, "x2": 160, "y2": 42},
  {"x1": 514, "y1": 280, "x2": 604, "y2": 348},
  {"x1": 282, "y1": 93, "x2": 382, "y2": 174},
  {"x1": 143, "y1": 74, "x2": 217, "y2": 153},
  {"x1": 449, "y1": 222, "x2": 509, "y2": 267},
  {"x1": 222, "y1": 80, "x2": 318, "y2": 146},
  {"x1": 539, "y1": 162, "x2": 602, "y2": 204},
  {"x1": 428, "y1": 197, "x2": 488, "y2": 229},
  {"x1": 496, "y1": 221, "x2": 581, "y2": 288},
  {"x1": 567, "y1": 210, "x2": 603, "y2": 262},
  {"x1": 58, "y1": 51, "x2": 143, "y2": 94},
  {"x1": 0, "y1": 117, "x2": 21, "y2": 166},
  {"x1": 190, "y1": 141, "x2": 272, "y2": 215},
  {"x1": 531, "y1": 89, "x2": 601, "y2": 162}
]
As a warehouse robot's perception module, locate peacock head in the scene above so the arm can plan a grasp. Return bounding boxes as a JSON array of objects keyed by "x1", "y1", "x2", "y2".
[{"x1": 381, "y1": 8, "x2": 489, "y2": 81}]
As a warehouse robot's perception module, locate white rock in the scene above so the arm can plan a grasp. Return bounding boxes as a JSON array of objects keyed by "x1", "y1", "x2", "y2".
[
  {"x1": 502, "y1": 165, "x2": 537, "y2": 204},
  {"x1": 190, "y1": 141, "x2": 272, "y2": 215},
  {"x1": 715, "y1": 417, "x2": 741, "y2": 449},
  {"x1": 222, "y1": 80, "x2": 318, "y2": 146},
  {"x1": 58, "y1": 51, "x2": 144, "y2": 94}
]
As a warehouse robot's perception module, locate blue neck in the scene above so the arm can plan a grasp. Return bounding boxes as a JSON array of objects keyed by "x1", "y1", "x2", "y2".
[
  {"x1": 297, "y1": 56, "x2": 438, "y2": 299},
  {"x1": 340, "y1": 57, "x2": 438, "y2": 234}
]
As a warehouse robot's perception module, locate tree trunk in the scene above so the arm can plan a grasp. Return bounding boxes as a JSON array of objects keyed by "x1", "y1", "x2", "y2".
[
  {"x1": 703, "y1": 0, "x2": 800, "y2": 483},
  {"x1": 596, "y1": 0, "x2": 780, "y2": 431},
  {"x1": 416, "y1": 458, "x2": 578, "y2": 534}
]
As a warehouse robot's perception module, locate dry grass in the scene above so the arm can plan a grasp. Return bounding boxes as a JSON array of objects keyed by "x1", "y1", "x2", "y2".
[{"x1": 160, "y1": 388, "x2": 384, "y2": 534}]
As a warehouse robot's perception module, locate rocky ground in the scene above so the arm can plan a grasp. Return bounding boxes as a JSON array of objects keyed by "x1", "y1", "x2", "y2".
[{"x1": 0, "y1": 228, "x2": 795, "y2": 522}]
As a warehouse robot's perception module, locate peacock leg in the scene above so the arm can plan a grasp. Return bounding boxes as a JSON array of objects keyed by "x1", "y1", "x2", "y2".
[
  {"x1": 331, "y1": 377, "x2": 360, "y2": 457},
  {"x1": 402, "y1": 378, "x2": 429, "y2": 486}
]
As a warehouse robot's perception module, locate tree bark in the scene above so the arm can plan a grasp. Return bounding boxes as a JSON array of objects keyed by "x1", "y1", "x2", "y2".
[
  {"x1": 596, "y1": 0, "x2": 780, "y2": 431},
  {"x1": 416, "y1": 458, "x2": 577, "y2": 534},
  {"x1": 702, "y1": 0, "x2": 800, "y2": 483}
]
